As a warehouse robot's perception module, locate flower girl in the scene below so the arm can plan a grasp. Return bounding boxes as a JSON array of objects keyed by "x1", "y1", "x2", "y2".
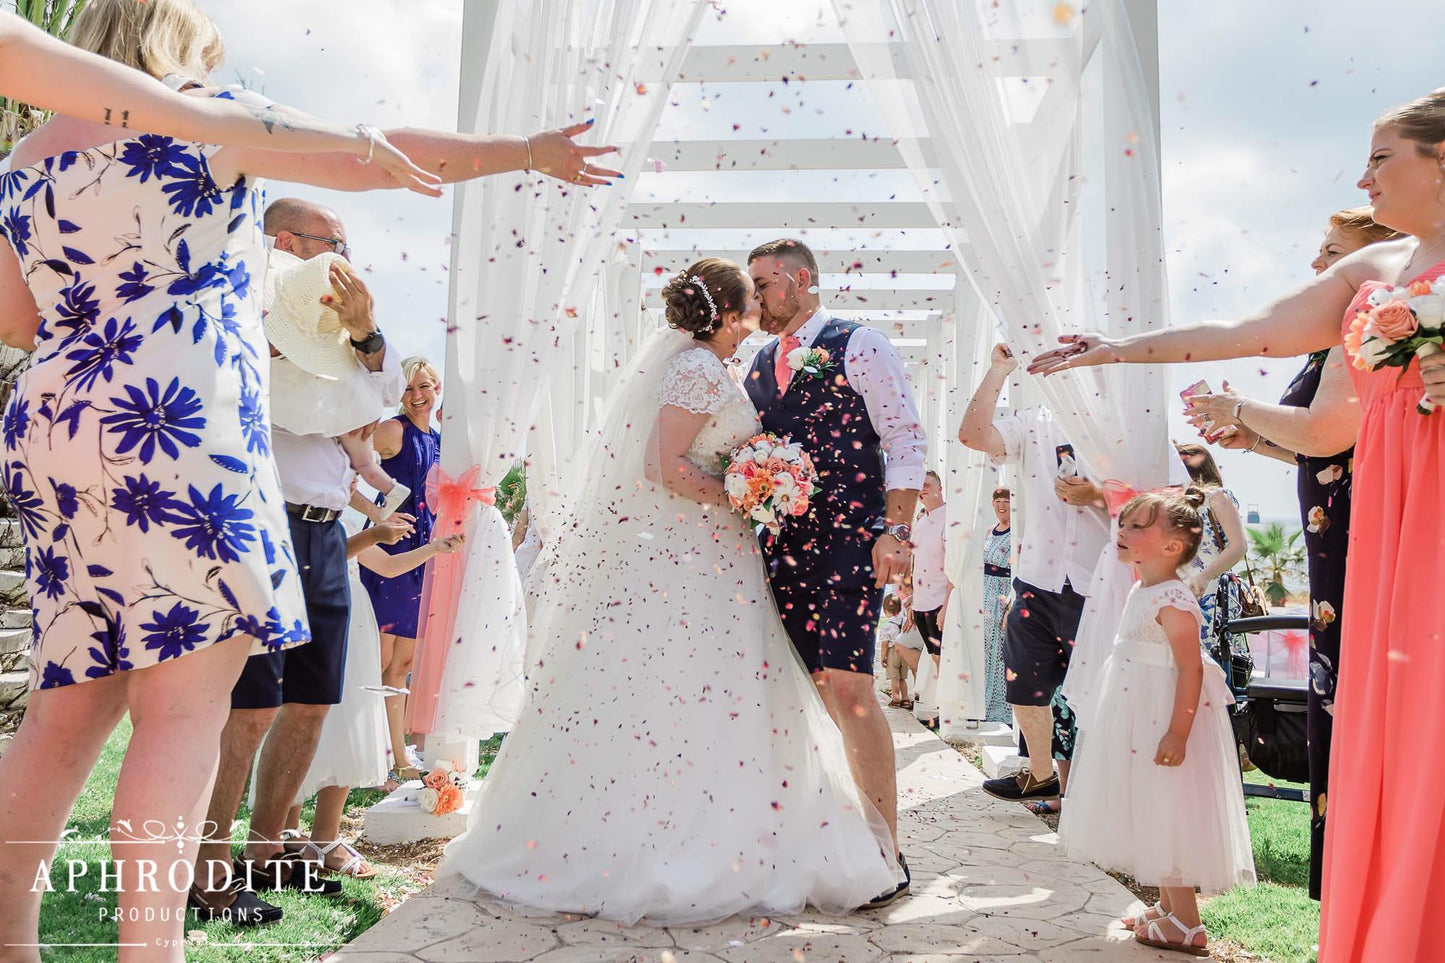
[{"x1": 1058, "y1": 487, "x2": 1254, "y2": 956}]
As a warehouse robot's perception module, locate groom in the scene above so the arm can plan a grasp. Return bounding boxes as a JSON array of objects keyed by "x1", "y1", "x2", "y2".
[{"x1": 745, "y1": 239, "x2": 926, "y2": 906}]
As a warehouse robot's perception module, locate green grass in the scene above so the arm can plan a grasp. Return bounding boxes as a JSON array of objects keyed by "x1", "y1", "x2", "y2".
[
  {"x1": 1201, "y1": 771, "x2": 1319, "y2": 963},
  {"x1": 34, "y1": 719, "x2": 502, "y2": 962}
]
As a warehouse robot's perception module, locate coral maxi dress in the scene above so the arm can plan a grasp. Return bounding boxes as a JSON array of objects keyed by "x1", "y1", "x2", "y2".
[{"x1": 1320, "y1": 257, "x2": 1445, "y2": 962}]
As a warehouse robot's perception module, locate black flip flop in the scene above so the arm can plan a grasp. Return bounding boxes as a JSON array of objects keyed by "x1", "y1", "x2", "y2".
[{"x1": 187, "y1": 879, "x2": 284, "y2": 926}]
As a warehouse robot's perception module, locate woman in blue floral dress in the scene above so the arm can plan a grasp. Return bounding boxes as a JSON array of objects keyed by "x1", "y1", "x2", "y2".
[{"x1": 0, "y1": 0, "x2": 617, "y2": 951}]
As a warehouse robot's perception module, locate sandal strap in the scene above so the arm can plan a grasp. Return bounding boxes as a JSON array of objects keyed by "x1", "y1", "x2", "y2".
[{"x1": 1146, "y1": 913, "x2": 1206, "y2": 942}]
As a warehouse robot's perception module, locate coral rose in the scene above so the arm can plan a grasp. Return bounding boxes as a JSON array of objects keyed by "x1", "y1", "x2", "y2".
[
  {"x1": 422, "y1": 769, "x2": 448, "y2": 790},
  {"x1": 1344, "y1": 311, "x2": 1369, "y2": 369},
  {"x1": 1367, "y1": 300, "x2": 1419, "y2": 341},
  {"x1": 434, "y1": 784, "x2": 463, "y2": 815}
]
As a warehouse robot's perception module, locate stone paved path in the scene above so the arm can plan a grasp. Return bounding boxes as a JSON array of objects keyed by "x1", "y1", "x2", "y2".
[{"x1": 334, "y1": 707, "x2": 1173, "y2": 962}]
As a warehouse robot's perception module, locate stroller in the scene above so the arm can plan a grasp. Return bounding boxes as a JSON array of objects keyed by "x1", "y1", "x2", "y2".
[{"x1": 1214, "y1": 609, "x2": 1311, "y2": 803}]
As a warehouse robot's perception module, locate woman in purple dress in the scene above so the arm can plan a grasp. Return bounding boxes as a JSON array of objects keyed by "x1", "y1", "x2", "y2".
[{"x1": 362, "y1": 356, "x2": 442, "y2": 778}]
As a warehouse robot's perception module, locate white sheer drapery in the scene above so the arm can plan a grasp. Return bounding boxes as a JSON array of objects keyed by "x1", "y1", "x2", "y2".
[
  {"x1": 832, "y1": 0, "x2": 1173, "y2": 732},
  {"x1": 427, "y1": 0, "x2": 707, "y2": 742}
]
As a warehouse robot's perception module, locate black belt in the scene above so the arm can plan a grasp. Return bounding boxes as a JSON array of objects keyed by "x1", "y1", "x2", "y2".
[
  {"x1": 984, "y1": 563, "x2": 1011, "y2": 578},
  {"x1": 286, "y1": 502, "x2": 342, "y2": 524}
]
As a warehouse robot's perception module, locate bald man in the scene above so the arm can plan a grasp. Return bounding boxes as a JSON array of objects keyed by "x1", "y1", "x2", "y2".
[{"x1": 191, "y1": 198, "x2": 404, "y2": 924}]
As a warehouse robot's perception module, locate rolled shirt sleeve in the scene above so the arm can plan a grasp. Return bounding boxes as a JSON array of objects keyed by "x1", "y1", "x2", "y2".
[
  {"x1": 843, "y1": 325, "x2": 927, "y2": 491},
  {"x1": 989, "y1": 411, "x2": 1027, "y2": 467},
  {"x1": 369, "y1": 344, "x2": 406, "y2": 408}
]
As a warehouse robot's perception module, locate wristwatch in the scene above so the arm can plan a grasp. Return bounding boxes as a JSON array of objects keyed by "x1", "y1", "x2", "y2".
[
  {"x1": 350, "y1": 330, "x2": 386, "y2": 355},
  {"x1": 884, "y1": 522, "x2": 913, "y2": 545}
]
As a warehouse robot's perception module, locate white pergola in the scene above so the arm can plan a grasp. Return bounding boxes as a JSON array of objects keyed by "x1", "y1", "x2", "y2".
[{"x1": 428, "y1": 0, "x2": 1169, "y2": 749}]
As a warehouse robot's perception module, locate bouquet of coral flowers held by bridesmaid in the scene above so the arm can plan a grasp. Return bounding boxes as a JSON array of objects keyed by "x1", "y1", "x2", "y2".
[
  {"x1": 1344, "y1": 276, "x2": 1445, "y2": 413},
  {"x1": 723, "y1": 433, "x2": 820, "y2": 533}
]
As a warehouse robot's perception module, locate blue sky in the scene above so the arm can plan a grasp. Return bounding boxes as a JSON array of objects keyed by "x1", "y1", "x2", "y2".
[{"x1": 206, "y1": 0, "x2": 1444, "y2": 521}]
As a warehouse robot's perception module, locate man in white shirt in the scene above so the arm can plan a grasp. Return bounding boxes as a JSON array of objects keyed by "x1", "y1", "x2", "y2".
[
  {"x1": 959, "y1": 344, "x2": 1109, "y2": 805},
  {"x1": 910, "y1": 471, "x2": 951, "y2": 666},
  {"x1": 194, "y1": 199, "x2": 406, "y2": 921},
  {"x1": 746, "y1": 238, "x2": 927, "y2": 906}
]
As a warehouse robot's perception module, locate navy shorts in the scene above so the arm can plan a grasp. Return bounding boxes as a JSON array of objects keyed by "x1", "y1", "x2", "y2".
[
  {"x1": 1002, "y1": 578, "x2": 1085, "y2": 707},
  {"x1": 231, "y1": 514, "x2": 350, "y2": 709},
  {"x1": 769, "y1": 579, "x2": 883, "y2": 675}
]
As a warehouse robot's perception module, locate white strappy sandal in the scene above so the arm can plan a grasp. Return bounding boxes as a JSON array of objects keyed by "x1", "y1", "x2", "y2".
[
  {"x1": 296, "y1": 837, "x2": 378, "y2": 880},
  {"x1": 1120, "y1": 900, "x2": 1164, "y2": 929},
  {"x1": 1135, "y1": 913, "x2": 1209, "y2": 956}
]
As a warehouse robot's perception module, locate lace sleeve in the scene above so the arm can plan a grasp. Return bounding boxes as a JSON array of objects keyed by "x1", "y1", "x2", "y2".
[
  {"x1": 657, "y1": 349, "x2": 732, "y2": 415},
  {"x1": 1155, "y1": 581, "x2": 1206, "y2": 628}
]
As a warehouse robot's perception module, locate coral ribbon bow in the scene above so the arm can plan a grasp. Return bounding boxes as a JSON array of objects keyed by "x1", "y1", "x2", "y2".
[
  {"x1": 1101, "y1": 480, "x2": 1182, "y2": 518},
  {"x1": 406, "y1": 464, "x2": 495, "y2": 735},
  {"x1": 426, "y1": 463, "x2": 496, "y2": 532}
]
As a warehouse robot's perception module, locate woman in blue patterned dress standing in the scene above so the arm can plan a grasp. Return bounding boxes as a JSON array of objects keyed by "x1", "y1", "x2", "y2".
[{"x1": 0, "y1": 0, "x2": 617, "y2": 952}]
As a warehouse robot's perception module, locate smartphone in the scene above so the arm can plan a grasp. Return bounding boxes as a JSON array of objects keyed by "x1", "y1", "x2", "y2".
[
  {"x1": 1181, "y1": 380, "x2": 1213, "y2": 432},
  {"x1": 1055, "y1": 443, "x2": 1077, "y2": 479}
]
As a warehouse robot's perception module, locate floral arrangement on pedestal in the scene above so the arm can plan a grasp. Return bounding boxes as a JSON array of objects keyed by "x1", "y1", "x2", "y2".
[{"x1": 415, "y1": 764, "x2": 468, "y2": 816}]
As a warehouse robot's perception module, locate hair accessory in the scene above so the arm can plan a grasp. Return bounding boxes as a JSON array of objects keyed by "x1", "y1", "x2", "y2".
[{"x1": 685, "y1": 274, "x2": 719, "y2": 328}]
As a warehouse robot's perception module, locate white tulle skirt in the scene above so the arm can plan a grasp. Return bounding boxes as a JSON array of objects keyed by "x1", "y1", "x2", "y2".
[
  {"x1": 1058, "y1": 641, "x2": 1256, "y2": 894},
  {"x1": 437, "y1": 496, "x2": 900, "y2": 925},
  {"x1": 251, "y1": 566, "x2": 391, "y2": 807}
]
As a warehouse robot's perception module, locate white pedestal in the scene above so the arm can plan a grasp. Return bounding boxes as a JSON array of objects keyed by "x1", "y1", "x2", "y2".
[
  {"x1": 423, "y1": 738, "x2": 477, "y2": 774},
  {"x1": 981, "y1": 744, "x2": 1026, "y2": 779},
  {"x1": 363, "y1": 780, "x2": 482, "y2": 846}
]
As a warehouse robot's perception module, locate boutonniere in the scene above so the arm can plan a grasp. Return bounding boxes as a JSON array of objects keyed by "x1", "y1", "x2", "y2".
[{"x1": 785, "y1": 345, "x2": 836, "y2": 381}]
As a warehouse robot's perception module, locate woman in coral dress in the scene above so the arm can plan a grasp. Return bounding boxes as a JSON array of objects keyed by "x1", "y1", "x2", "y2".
[{"x1": 1027, "y1": 89, "x2": 1445, "y2": 961}]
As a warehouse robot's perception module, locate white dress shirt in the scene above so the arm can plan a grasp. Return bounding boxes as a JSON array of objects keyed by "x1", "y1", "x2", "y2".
[
  {"x1": 991, "y1": 405, "x2": 1110, "y2": 595},
  {"x1": 784, "y1": 306, "x2": 927, "y2": 491},
  {"x1": 910, "y1": 501, "x2": 950, "y2": 610},
  {"x1": 272, "y1": 346, "x2": 405, "y2": 511}
]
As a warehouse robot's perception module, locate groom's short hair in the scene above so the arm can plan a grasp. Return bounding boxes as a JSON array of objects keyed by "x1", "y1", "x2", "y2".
[{"x1": 748, "y1": 238, "x2": 819, "y2": 280}]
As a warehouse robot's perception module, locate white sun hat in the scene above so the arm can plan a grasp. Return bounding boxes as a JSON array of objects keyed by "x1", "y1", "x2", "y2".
[{"x1": 263, "y1": 248, "x2": 356, "y2": 382}]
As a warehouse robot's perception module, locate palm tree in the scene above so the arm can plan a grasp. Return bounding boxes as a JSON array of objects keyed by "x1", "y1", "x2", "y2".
[
  {"x1": 1, "y1": 0, "x2": 90, "y2": 155},
  {"x1": 1246, "y1": 522, "x2": 1306, "y2": 605}
]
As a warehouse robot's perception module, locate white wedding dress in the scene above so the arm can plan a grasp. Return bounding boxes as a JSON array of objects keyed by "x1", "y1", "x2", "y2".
[{"x1": 438, "y1": 335, "x2": 899, "y2": 924}]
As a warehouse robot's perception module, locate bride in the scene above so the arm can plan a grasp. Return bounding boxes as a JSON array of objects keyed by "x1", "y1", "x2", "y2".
[{"x1": 437, "y1": 258, "x2": 900, "y2": 924}]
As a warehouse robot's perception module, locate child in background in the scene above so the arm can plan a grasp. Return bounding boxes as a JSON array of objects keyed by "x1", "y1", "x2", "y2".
[
  {"x1": 878, "y1": 593, "x2": 911, "y2": 709},
  {"x1": 1058, "y1": 487, "x2": 1255, "y2": 956}
]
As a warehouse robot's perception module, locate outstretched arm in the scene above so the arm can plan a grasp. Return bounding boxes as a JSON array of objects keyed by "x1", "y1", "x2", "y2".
[
  {"x1": 1186, "y1": 349, "x2": 1361, "y2": 459},
  {"x1": 209, "y1": 119, "x2": 620, "y2": 194},
  {"x1": 0, "y1": 14, "x2": 439, "y2": 195},
  {"x1": 1024, "y1": 246, "x2": 1404, "y2": 375},
  {"x1": 958, "y1": 344, "x2": 1017, "y2": 459}
]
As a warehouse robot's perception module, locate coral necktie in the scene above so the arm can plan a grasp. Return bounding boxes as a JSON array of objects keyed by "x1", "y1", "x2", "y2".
[{"x1": 775, "y1": 334, "x2": 802, "y2": 394}]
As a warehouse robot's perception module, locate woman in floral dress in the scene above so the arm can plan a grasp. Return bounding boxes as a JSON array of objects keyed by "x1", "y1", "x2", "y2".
[
  {"x1": 0, "y1": 0, "x2": 615, "y2": 952},
  {"x1": 981, "y1": 486, "x2": 1012, "y2": 723}
]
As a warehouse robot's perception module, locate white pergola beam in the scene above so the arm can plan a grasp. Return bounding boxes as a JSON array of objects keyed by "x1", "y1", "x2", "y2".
[
  {"x1": 668, "y1": 41, "x2": 1073, "y2": 83},
  {"x1": 643, "y1": 288, "x2": 953, "y2": 311},
  {"x1": 626, "y1": 201, "x2": 941, "y2": 230},
  {"x1": 641, "y1": 248, "x2": 964, "y2": 275},
  {"x1": 648, "y1": 137, "x2": 938, "y2": 172}
]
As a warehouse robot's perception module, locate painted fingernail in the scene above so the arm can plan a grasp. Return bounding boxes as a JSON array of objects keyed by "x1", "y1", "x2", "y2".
[{"x1": 586, "y1": 117, "x2": 595, "y2": 125}]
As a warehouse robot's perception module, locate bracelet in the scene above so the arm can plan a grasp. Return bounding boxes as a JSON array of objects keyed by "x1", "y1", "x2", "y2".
[
  {"x1": 354, "y1": 124, "x2": 378, "y2": 165},
  {"x1": 1231, "y1": 399, "x2": 1245, "y2": 421},
  {"x1": 1248, "y1": 434, "x2": 1264, "y2": 452},
  {"x1": 521, "y1": 134, "x2": 534, "y2": 172}
]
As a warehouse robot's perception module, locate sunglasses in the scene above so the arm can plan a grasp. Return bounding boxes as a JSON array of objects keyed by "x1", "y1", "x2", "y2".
[{"x1": 286, "y1": 231, "x2": 352, "y2": 260}]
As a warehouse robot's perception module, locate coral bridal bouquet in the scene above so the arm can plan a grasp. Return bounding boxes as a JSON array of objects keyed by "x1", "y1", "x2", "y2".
[
  {"x1": 723, "y1": 433, "x2": 820, "y2": 533},
  {"x1": 1344, "y1": 276, "x2": 1445, "y2": 413}
]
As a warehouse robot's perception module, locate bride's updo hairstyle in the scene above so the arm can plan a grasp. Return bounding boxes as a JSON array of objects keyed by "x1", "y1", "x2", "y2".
[
  {"x1": 662, "y1": 258, "x2": 748, "y2": 339},
  {"x1": 1118, "y1": 486, "x2": 1209, "y2": 565}
]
